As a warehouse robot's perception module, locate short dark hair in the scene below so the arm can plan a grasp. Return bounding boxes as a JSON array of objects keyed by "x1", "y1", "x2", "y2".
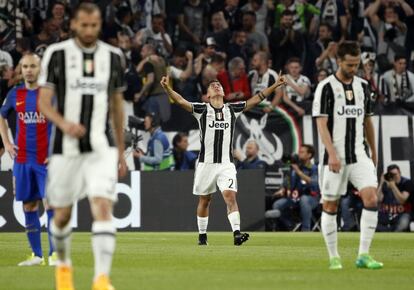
[
  {"x1": 207, "y1": 79, "x2": 221, "y2": 87},
  {"x1": 394, "y1": 54, "x2": 406, "y2": 62},
  {"x1": 387, "y1": 164, "x2": 400, "y2": 172},
  {"x1": 243, "y1": 11, "x2": 256, "y2": 19},
  {"x1": 211, "y1": 54, "x2": 225, "y2": 64},
  {"x1": 281, "y1": 9, "x2": 295, "y2": 17},
  {"x1": 74, "y1": 2, "x2": 101, "y2": 18},
  {"x1": 319, "y1": 22, "x2": 333, "y2": 32},
  {"x1": 337, "y1": 41, "x2": 360, "y2": 60},
  {"x1": 173, "y1": 132, "x2": 188, "y2": 148},
  {"x1": 287, "y1": 57, "x2": 301, "y2": 65},
  {"x1": 152, "y1": 13, "x2": 164, "y2": 21},
  {"x1": 301, "y1": 144, "x2": 315, "y2": 158}
]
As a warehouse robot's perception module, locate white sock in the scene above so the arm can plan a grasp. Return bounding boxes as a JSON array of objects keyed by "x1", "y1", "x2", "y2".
[
  {"x1": 358, "y1": 208, "x2": 378, "y2": 256},
  {"x1": 227, "y1": 211, "x2": 241, "y2": 232},
  {"x1": 50, "y1": 220, "x2": 72, "y2": 265},
  {"x1": 197, "y1": 216, "x2": 208, "y2": 234},
  {"x1": 321, "y1": 211, "x2": 339, "y2": 259},
  {"x1": 92, "y1": 221, "x2": 116, "y2": 280}
]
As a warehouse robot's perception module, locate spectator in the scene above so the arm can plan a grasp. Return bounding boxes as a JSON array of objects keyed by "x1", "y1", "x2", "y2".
[
  {"x1": 307, "y1": 22, "x2": 333, "y2": 77},
  {"x1": 311, "y1": 68, "x2": 329, "y2": 96},
  {"x1": 227, "y1": 30, "x2": 251, "y2": 65},
  {"x1": 172, "y1": 132, "x2": 197, "y2": 170},
  {"x1": 135, "y1": 44, "x2": 171, "y2": 122},
  {"x1": 377, "y1": 164, "x2": 413, "y2": 232},
  {"x1": 379, "y1": 54, "x2": 414, "y2": 102},
  {"x1": 218, "y1": 57, "x2": 251, "y2": 101},
  {"x1": 284, "y1": 57, "x2": 311, "y2": 102},
  {"x1": 365, "y1": 2, "x2": 412, "y2": 70},
  {"x1": 177, "y1": 0, "x2": 210, "y2": 48},
  {"x1": 134, "y1": 113, "x2": 174, "y2": 171},
  {"x1": 48, "y1": 1, "x2": 70, "y2": 28},
  {"x1": 242, "y1": 11, "x2": 269, "y2": 54},
  {"x1": 265, "y1": 144, "x2": 320, "y2": 231},
  {"x1": 310, "y1": 0, "x2": 348, "y2": 42},
  {"x1": 269, "y1": 10, "x2": 305, "y2": 72},
  {"x1": 241, "y1": 0, "x2": 268, "y2": 35},
  {"x1": 169, "y1": 49, "x2": 197, "y2": 101},
  {"x1": 273, "y1": 0, "x2": 320, "y2": 32},
  {"x1": 359, "y1": 51, "x2": 380, "y2": 100},
  {"x1": 205, "y1": 11, "x2": 232, "y2": 53},
  {"x1": 135, "y1": 14, "x2": 173, "y2": 58},
  {"x1": 0, "y1": 49, "x2": 13, "y2": 70},
  {"x1": 194, "y1": 38, "x2": 227, "y2": 76},
  {"x1": 233, "y1": 140, "x2": 266, "y2": 170},
  {"x1": 223, "y1": 0, "x2": 243, "y2": 31},
  {"x1": 30, "y1": 18, "x2": 59, "y2": 57},
  {"x1": 315, "y1": 41, "x2": 338, "y2": 75},
  {"x1": 248, "y1": 51, "x2": 282, "y2": 109}
]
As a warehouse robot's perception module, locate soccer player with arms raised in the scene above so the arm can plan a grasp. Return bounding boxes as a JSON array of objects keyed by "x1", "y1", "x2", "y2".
[
  {"x1": 313, "y1": 41, "x2": 383, "y2": 270},
  {"x1": 161, "y1": 74, "x2": 286, "y2": 246}
]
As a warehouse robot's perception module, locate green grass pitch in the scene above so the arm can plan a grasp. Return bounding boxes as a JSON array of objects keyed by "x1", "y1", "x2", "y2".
[{"x1": 0, "y1": 232, "x2": 413, "y2": 290}]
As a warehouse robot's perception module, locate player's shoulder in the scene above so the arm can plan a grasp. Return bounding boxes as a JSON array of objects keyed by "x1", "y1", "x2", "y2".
[
  {"x1": 7, "y1": 83, "x2": 24, "y2": 96},
  {"x1": 353, "y1": 75, "x2": 368, "y2": 85},
  {"x1": 44, "y1": 39, "x2": 73, "y2": 54},
  {"x1": 268, "y1": 69, "x2": 278, "y2": 78},
  {"x1": 316, "y1": 75, "x2": 335, "y2": 89},
  {"x1": 192, "y1": 102, "x2": 208, "y2": 113},
  {"x1": 98, "y1": 40, "x2": 123, "y2": 56}
]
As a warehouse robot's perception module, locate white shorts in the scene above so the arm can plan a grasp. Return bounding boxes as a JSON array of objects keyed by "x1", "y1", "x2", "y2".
[
  {"x1": 46, "y1": 148, "x2": 119, "y2": 207},
  {"x1": 319, "y1": 155, "x2": 378, "y2": 201},
  {"x1": 193, "y1": 162, "x2": 238, "y2": 195}
]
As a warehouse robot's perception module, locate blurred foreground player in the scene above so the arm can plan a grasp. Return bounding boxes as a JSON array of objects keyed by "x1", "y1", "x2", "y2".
[
  {"x1": 313, "y1": 41, "x2": 383, "y2": 270},
  {"x1": 161, "y1": 74, "x2": 286, "y2": 246},
  {"x1": 0, "y1": 53, "x2": 56, "y2": 266},
  {"x1": 38, "y1": 3, "x2": 127, "y2": 290}
]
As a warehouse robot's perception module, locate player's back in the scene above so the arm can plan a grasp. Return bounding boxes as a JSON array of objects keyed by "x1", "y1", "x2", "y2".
[
  {"x1": 39, "y1": 38, "x2": 126, "y2": 156},
  {"x1": 312, "y1": 74, "x2": 374, "y2": 165}
]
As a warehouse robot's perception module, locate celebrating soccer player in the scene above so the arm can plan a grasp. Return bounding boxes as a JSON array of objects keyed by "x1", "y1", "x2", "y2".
[
  {"x1": 0, "y1": 53, "x2": 56, "y2": 266},
  {"x1": 313, "y1": 41, "x2": 383, "y2": 270},
  {"x1": 38, "y1": 3, "x2": 127, "y2": 290},
  {"x1": 160, "y1": 73, "x2": 286, "y2": 246}
]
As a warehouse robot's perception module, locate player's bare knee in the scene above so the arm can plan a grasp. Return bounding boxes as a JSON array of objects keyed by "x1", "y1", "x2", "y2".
[
  {"x1": 23, "y1": 200, "x2": 39, "y2": 212},
  {"x1": 54, "y1": 208, "x2": 72, "y2": 228},
  {"x1": 198, "y1": 196, "x2": 212, "y2": 208},
  {"x1": 91, "y1": 197, "x2": 113, "y2": 221},
  {"x1": 323, "y1": 200, "x2": 338, "y2": 213}
]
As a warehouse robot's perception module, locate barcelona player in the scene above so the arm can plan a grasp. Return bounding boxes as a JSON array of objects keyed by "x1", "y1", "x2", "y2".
[{"x1": 0, "y1": 53, "x2": 56, "y2": 266}]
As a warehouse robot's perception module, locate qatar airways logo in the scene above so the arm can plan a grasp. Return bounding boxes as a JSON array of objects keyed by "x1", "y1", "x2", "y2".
[
  {"x1": 18, "y1": 112, "x2": 46, "y2": 124},
  {"x1": 70, "y1": 78, "x2": 106, "y2": 94}
]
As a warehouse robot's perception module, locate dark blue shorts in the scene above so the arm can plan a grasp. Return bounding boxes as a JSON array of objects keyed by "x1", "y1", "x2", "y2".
[{"x1": 13, "y1": 162, "x2": 47, "y2": 202}]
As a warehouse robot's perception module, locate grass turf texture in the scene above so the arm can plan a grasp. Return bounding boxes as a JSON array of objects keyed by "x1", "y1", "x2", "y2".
[{"x1": 0, "y1": 232, "x2": 413, "y2": 290}]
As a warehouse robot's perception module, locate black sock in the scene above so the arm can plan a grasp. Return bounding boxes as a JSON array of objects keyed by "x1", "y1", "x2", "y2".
[{"x1": 233, "y1": 230, "x2": 241, "y2": 236}]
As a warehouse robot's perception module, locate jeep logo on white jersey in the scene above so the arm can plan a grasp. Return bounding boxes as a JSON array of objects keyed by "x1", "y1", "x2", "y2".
[
  {"x1": 69, "y1": 78, "x2": 106, "y2": 94},
  {"x1": 337, "y1": 105, "x2": 364, "y2": 118},
  {"x1": 208, "y1": 120, "x2": 230, "y2": 129}
]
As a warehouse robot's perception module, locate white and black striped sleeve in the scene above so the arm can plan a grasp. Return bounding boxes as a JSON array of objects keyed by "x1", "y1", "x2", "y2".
[
  {"x1": 362, "y1": 82, "x2": 374, "y2": 116},
  {"x1": 229, "y1": 101, "x2": 247, "y2": 117},
  {"x1": 38, "y1": 46, "x2": 60, "y2": 89},
  {"x1": 312, "y1": 81, "x2": 334, "y2": 117},
  {"x1": 191, "y1": 102, "x2": 207, "y2": 119},
  {"x1": 108, "y1": 50, "x2": 127, "y2": 95}
]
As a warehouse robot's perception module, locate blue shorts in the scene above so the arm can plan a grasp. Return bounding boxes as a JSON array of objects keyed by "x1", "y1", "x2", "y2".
[{"x1": 13, "y1": 162, "x2": 47, "y2": 202}]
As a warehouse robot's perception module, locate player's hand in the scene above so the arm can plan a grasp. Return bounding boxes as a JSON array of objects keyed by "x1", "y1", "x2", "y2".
[
  {"x1": 160, "y1": 75, "x2": 170, "y2": 89},
  {"x1": 133, "y1": 148, "x2": 144, "y2": 158},
  {"x1": 5, "y1": 142, "x2": 18, "y2": 159},
  {"x1": 275, "y1": 72, "x2": 286, "y2": 89},
  {"x1": 185, "y1": 51, "x2": 193, "y2": 60},
  {"x1": 118, "y1": 156, "x2": 128, "y2": 178},
  {"x1": 328, "y1": 154, "x2": 341, "y2": 173},
  {"x1": 296, "y1": 107, "x2": 305, "y2": 116},
  {"x1": 61, "y1": 121, "x2": 86, "y2": 139}
]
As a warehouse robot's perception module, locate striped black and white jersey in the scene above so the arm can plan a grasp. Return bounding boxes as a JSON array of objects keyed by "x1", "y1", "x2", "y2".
[
  {"x1": 192, "y1": 102, "x2": 246, "y2": 164},
  {"x1": 312, "y1": 74, "x2": 374, "y2": 165},
  {"x1": 248, "y1": 69, "x2": 278, "y2": 101},
  {"x1": 38, "y1": 38, "x2": 126, "y2": 156}
]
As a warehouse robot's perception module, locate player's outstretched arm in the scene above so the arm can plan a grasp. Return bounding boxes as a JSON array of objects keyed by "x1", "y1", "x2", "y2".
[
  {"x1": 245, "y1": 74, "x2": 286, "y2": 111},
  {"x1": 38, "y1": 86, "x2": 86, "y2": 138},
  {"x1": 316, "y1": 117, "x2": 341, "y2": 173},
  {"x1": 160, "y1": 75, "x2": 192, "y2": 112},
  {"x1": 364, "y1": 116, "x2": 377, "y2": 166}
]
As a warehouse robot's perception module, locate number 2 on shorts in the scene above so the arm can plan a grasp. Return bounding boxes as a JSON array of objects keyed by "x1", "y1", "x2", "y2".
[{"x1": 228, "y1": 179, "x2": 234, "y2": 189}]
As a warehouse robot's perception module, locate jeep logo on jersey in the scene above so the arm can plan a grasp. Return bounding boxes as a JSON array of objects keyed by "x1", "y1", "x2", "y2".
[
  {"x1": 337, "y1": 105, "x2": 364, "y2": 117},
  {"x1": 18, "y1": 112, "x2": 46, "y2": 124},
  {"x1": 208, "y1": 120, "x2": 229, "y2": 130},
  {"x1": 70, "y1": 78, "x2": 106, "y2": 94}
]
